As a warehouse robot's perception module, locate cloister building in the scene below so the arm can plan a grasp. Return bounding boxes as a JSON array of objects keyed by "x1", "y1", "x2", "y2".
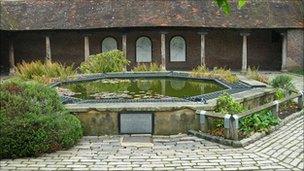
[{"x1": 0, "y1": 0, "x2": 303, "y2": 72}]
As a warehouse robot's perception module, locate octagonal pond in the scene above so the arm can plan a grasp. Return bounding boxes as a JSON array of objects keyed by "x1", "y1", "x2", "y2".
[{"x1": 58, "y1": 77, "x2": 227, "y2": 100}]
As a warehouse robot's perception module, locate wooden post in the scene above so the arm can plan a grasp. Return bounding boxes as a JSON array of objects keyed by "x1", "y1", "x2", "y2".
[
  {"x1": 281, "y1": 32, "x2": 287, "y2": 71},
  {"x1": 298, "y1": 92, "x2": 303, "y2": 109},
  {"x1": 241, "y1": 32, "x2": 250, "y2": 72},
  {"x1": 224, "y1": 114, "x2": 231, "y2": 139},
  {"x1": 229, "y1": 115, "x2": 239, "y2": 140},
  {"x1": 198, "y1": 31, "x2": 207, "y2": 66},
  {"x1": 45, "y1": 36, "x2": 51, "y2": 62},
  {"x1": 199, "y1": 111, "x2": 208, "y2": 132},
  {"x1": 160, "y1": 32, "x2": 167, "y2": 70},
  {"x1": 9, "y1": 40, "x2": 15, "y2": 74},
  {"x1": 272, "y1": 100, "x2": 280, "y2": 117},
  {"x1": 84, "y1": 36, "x2": 90, "y2": 60}
]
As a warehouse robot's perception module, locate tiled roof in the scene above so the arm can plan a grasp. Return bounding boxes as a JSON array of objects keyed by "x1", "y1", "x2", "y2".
[{"x1": 1, "y1": 0, "x2": 303, "y2": 30}]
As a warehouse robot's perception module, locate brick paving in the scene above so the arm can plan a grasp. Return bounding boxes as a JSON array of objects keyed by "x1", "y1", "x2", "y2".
[{"x1": 0, "y1": 115, "x2": 303, "y2": 170}]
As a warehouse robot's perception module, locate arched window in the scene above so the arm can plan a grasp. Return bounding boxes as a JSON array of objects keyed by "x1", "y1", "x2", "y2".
[
  {"x1": 102, "y1": 37, "x2": 117, "y2": 52},
  {"x1": 136, "y1": 36, "x2": 152, "y2": 62},
  {"x1": 170, "y1": 36, "x2": 186, "y2": 61}
]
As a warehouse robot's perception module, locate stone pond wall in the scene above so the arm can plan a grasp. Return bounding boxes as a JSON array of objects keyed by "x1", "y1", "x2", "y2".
[
  {"x1": 73, "y1": 91, "x2": 275, "y2": 136},
  {"x1": 75, "y1": 108, "x2": 199, "y2": 136}
]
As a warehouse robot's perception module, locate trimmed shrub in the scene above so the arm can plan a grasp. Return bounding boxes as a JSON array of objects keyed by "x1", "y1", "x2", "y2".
[
  {"x1": 191, "y1": 65, "x2": 239, "y2": 84},
  {"x1": 0, "y1": 80, "x2": 82, "y2": 159},
  {"x1": 132, "y1": 63, "x2": 163, "y2": 72},
  {"x1": 15, "y1": 61, "x2": 76, "y2": 84},
  {"x1": 79, "y1": 50, "x2": 130, "y2": 73}
]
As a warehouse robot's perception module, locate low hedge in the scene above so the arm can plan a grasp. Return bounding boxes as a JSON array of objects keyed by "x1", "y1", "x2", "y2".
[{"x1": 0, "y1": 80, "x2": 82, "y2": 159}]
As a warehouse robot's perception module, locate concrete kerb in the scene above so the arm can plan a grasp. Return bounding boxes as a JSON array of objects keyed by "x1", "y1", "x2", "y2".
[{"x1": 189, "y1": 110, "x2": 304, "y2": 147}]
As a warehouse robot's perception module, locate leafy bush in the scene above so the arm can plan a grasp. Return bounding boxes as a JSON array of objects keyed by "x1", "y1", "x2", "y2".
[
  {"x1": 132, "y1": 63, "x2": 163, "y2": 72},
  {"x1": 215, "y1": 92, "x2": 245, "y2": 114},
  {"x1": 246, "y1": 67, "x2": 268, "y2": 83},
  {"x1": 15, "y1": 61, "x2": 76, "y2": 84},
  {"x1": 0, "y1": 80, "x2": 82, "y2": 159},
  {"x1": 191, "y1": 65, "x2": 239, "y2": 84},
  {"x1": 289, "y1": 68, "x2": 304, "y2": 76},
  {"x1": 212, "y1": 93, "x2": 245, "y2": 128},
  {"x1": 80, "y1": 50, "x2": 130, "y2": 73},
  {"x1": 274, "y1": 88, "x2": 285, "y2": 100},
  {"x1": 271, "y1": 75, "x2": 296, "y2": 94},
  {"x1": 240, "y1": 110, "x2": 279, "y2": 134}
]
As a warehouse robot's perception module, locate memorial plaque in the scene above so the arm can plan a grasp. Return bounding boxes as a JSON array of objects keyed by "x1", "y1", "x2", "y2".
[{"x1": 120, "y1": 113, "x2": 153, "y2": 134}]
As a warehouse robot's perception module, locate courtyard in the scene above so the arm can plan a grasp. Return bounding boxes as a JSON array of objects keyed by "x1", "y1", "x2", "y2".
[
  {"x1": 1, "y1": 0, "x2": 304, "y2": 171},
  {"x1": 0, "y1": 114, "x2": 303, "y2": 170}
]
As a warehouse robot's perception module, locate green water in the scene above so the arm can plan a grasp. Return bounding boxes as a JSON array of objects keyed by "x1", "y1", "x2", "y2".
[{"x1": 60, "y1": 78, "x2": 226, "y2": 100}]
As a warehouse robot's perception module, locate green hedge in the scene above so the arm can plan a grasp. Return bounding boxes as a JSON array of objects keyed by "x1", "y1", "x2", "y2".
[{"x1": 0, "y1": 80, "x2": 82, "y2": 159}]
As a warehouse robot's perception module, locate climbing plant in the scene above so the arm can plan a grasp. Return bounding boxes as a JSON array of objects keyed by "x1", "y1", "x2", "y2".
[{"x1": 214, "y1": 0, "x2": 247, "y2": 14}]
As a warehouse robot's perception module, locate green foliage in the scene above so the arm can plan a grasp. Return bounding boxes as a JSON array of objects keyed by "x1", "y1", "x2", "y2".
[
  {"x1": 289, "y1": 68, "x2": 304, "y2": 76},
  {"x1": 214, "y1": 0, "x2": 247, "y2": 14},
  {"x1": 0, "y1": 80, "x2": 82, "y2": 159},
  {"x1": 274, "y1": 88, "x2": 285, "y2": 100},
  {"x1": 213, "y1": 93, "x2": 244, "y2": 128},
  {"x1": 271, "y1": 75, "x2": 296, "y2": 94},
  {"x1": 246, "y1": 67, "x2": 268, "y2": 83},
  {"x1": 15, "y1": 61, "x2": 76, "y2": 84},
  {"x1": 132, "y1": 63, "x2": 163, "y2": 72},
  {"x1": 215, "y1": 92, "x2": 245, "y2": 114},
  {"x1": 79, "y1": 50, "x2": 130, "y2": 73},
  {"x1": 240, "y1": 110, "x2": 279, "y2": 134},
  {"x1": 191, "y1": 65, "x2": 239, "y2": 84}
]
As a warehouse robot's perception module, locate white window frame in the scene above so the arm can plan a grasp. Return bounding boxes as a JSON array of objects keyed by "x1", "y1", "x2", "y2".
[
  {"x1": 101, "y1": 37, "x2": 118, "y2": 52},
  {"x1": 136, "y1": 36, "x2": 152, "y2": 62},
  {"x1": 170, "y1": 36, "x2": 186, "y2": 62}
]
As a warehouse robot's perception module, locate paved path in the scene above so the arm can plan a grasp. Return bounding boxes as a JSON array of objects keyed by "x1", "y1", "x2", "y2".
[{"x1": 1, "y1": 115, "x2": 303, "y2": 170}]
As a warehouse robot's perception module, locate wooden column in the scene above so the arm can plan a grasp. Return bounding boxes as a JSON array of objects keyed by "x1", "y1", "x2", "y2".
[
  {"x1": 84, "y1": 36, "x2": 90, "y2": 60},
  {"x1": 45, "y1": 36, "x2": 51, "y2": 61},
  {"x1": 9, "y1": 39, "x2": 15, "y2": 74},
  {"x1": 281, "y1": 32, "x2": 287, "y2": 71},
  {"x1": 161, "y1": 32, "x2": 167, "y2": 70},
  {"x1": 122, "y1": 34, "x2": 127, "y2": 71},
  {"x1": 241, "y1": 32, "x2": 250, "y2": 72},
  {"x1": 198, "y1": 32, "x2": 207, "y2": 66}
]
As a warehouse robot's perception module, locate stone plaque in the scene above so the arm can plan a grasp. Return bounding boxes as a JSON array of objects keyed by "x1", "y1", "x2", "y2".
[{"x1": 120, "y1": 113, "x2": 153, "y2": 134}]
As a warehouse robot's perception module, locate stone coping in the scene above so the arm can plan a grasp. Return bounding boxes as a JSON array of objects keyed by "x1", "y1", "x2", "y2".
[
  {"x1": 66, "y1": 87, "x2": 274, "y2": 112},
  {"x1": 66, "y1": 101, "x2": 206, "y2": 112},
  {"x1": 189, "y1": 110, "x2": 304, "y2": 147}
]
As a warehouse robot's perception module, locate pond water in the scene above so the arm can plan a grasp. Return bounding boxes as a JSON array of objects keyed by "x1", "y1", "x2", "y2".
[{"x1": 59, "y1": 78, "x2": 226, "y2": 100}]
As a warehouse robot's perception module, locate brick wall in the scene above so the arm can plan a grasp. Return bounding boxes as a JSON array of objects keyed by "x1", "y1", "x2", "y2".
[
  {"x1": 248, "y1": 30, "x2": 282, "y2": 70},
  {"x1": 13, "y1": 32, "x2": 45, "y2": 64},
  {"x1": 50, "y1": 31, "x2": 84, "y2": 66},
  {"x1": 205, "y1": 29, "x2": 242, "y2": 70},
  {"x1": 287, "y1": 29, "x2": 304, "y2": 69},
  {"x1": 0, "y1": 32, "x2": 10, "y2": 72},
  {"x1": 0, "y1": 28, "x2": 286, "y2": 71}
]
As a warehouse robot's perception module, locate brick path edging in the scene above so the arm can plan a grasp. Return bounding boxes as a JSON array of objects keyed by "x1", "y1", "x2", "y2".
[{"x1": 189, "y1": 110, "x2": 304, "y2": 147}]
